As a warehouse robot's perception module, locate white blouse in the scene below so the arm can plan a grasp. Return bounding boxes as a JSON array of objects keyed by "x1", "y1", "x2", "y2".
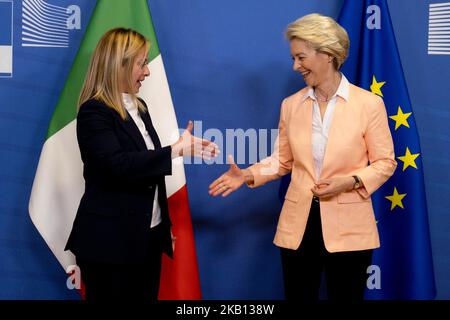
[{"x1": 302, "y1": 74, "x2": 350, "y2": 180}]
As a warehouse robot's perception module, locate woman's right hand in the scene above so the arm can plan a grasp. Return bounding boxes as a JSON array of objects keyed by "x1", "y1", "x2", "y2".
[
  {"x1": 171, "y1": 121, "x2": 219, "y2": 160},
  {"x1": 209, "y1": 155, "x2": 252, "y2": 197}
]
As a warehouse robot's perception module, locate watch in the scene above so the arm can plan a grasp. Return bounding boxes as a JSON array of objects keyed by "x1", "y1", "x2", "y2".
[{"x1": 352, "y1": 175, "x2": 361, "y2": 189}]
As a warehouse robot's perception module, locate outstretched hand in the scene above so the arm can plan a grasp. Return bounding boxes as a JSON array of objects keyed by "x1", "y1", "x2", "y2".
[
  {"x1": 209, "y1": 155, "x2": 245, "y2": 197},
  {"x1": 172, "y1": 121, "x2": 219, "y2": 160}
]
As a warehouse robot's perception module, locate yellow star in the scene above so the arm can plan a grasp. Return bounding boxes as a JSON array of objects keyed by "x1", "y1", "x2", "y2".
[
  {"x1": 370, "y1": 75, "x2": 386, "y2": 97},
  {"x1": 389, "y1": 106, "x2": 412, "y2": 130},
  {"x1": 397, "y1": 147, "x2": 420, "y2": 171},
  {"x1": 385, "y1": 187, "x2": 407, "y2": 210}
]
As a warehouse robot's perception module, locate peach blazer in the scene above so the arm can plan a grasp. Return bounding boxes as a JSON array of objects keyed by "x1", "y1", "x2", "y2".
[{"x1": 248, "y1": 84, "x2": 397, "y2": 253}]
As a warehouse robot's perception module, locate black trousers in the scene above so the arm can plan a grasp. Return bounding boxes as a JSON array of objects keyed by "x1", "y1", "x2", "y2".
[
  {"x1": 280, "y1": 197, "x2": 373, "y2": 301},
  {"x1": 76, "y1": 223, "x2": 164, "y2": 302}
]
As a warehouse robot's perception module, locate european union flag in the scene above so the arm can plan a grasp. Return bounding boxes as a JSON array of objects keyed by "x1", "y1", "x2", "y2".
[{"x1": 338, "y1": 0, "x2": 436, "y2": 299}]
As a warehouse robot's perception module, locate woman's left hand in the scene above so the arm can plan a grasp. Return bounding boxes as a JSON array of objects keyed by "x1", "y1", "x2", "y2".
[{"x1": 311, "y1": 177, "x2": 354, "y2": 199}]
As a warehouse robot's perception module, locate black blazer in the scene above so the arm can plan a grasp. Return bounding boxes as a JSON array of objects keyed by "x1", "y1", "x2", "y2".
[{"x1": 65, "y1": 98, "x2": 173, "y2": 264}]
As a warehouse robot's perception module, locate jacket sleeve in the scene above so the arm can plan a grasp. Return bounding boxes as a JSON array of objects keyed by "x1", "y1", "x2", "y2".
[
  {"x1": 77, "y1": 101, "x2": 172, "y2": 183},
  {"x1": 247, "y1": 98, "x2": 293, "y2": 188},
  {"x1": 356, "y1": 95, "x2": 397, "y2": 198}
]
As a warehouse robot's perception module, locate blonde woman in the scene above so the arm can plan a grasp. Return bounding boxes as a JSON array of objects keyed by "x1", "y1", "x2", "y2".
[
  {"x1": 65, "y1": 28, "x2": 217, "y2": 301},
  {"x1": 209, "y1": 14, "x2": 396, "y2": 300}
]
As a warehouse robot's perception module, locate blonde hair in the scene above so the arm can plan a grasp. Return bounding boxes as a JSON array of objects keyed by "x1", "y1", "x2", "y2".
[
  {"x1": 285, "y1": 13, "x2": 349, "y2": 70},
  {"x1": 79, "y1": 28, "x2": 149, "y2": 120}
]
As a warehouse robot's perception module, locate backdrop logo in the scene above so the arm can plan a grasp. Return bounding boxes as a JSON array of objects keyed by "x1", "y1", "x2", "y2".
[
  {"x1": 428, "y1": 2, "x2": 450, "y2": 55},
  {"x1": 0, "y1": 0, "x2": 13, "y2": 77},
  {"x1": 21, "y1": 0, "x2": 81, "y2": 48}
]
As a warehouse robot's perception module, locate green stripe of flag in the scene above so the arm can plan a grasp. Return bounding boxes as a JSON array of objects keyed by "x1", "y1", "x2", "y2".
[{"x1": 47, "y1": 0, "x2": 161, "y2": 139}]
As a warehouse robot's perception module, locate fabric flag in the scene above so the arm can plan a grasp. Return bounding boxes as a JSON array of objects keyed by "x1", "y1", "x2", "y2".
[
  {"x1": 338, "y1": 0, "x2": 436, "y2": 299},
  {"x1": 28, "y1": 0, "x2": 201, "y2": 300}
]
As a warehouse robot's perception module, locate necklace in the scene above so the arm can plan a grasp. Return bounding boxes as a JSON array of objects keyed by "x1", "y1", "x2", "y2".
[
  {"x1": 314, "y1": 87, "x2": 335, "y2": 102},
  {"x1": 315, "y1": 91, "x2": 334, "y2": 102},
  {"x1": 314, "y1": 73, "x2": 342, "y2": 103},
  {"x1": 316, "y1": 95, "x2": 331, "y2": 102}
]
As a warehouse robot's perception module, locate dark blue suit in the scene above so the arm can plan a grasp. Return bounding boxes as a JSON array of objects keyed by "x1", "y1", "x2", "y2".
[{"x1": 65, "y1": 98, "x2": 173, "y2": 300}]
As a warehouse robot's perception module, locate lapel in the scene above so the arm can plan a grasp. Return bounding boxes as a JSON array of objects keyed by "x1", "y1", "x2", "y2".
[
  {"x1": 139, "y1": 108, "x2": 162, "y2": 149},
  {"x1": 303, "y1": 99, "x2": 316, "y2": 181},
  {"x1": 291, "y1": 96, "x2": 316, "y2": 181},
  {"x1": 139, "y1": 106, "x2": 167, "y2": 200},
  {"x1": 114, "y1": 100, "x2": 162, "y2": 151},
  {"x1": 117, "y1": 111, "x2": 148, "y2": 151},
  {"x1": 321, "y1": 96, "x2": 346, "y2": 178}
]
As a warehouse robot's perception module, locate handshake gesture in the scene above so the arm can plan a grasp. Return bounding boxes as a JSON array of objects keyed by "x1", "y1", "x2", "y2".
[
  {"x1": 171, "y1": 121, "x2": 219, "y2": 160},
  {"x1": 209, "y1": 155, "x2": 253, "y2": 197},
  {"x1": 171, "y1": 121, "x2": 254, "y2": 198}
]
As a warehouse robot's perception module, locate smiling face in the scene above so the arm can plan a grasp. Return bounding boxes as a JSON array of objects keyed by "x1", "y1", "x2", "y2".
[
  {"x1": 131, "y1": 49, "x2": 150, "y2": 93},
  {"x1": 290, "y1": 38, "x2": 332, "y2": 88},
  {"x1": 122, "y1": 49, "x2": 150, "y2": 94}
]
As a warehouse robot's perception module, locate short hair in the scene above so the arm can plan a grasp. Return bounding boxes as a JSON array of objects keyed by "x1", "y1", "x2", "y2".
[
  {"x1": 79, "y1": 28, "x2": 149, "y2": 119},
  {"x1": 285, "y1": 13, "x2": 349, "y2": 70}
]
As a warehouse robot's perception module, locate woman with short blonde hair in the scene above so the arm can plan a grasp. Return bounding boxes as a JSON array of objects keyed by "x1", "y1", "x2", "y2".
[
  {"x1": 285, "y1": 13, "x2": 350, "y2": 70},
  {"x1": 210, "y1": 13, "x2": 396, "y2": 301}
]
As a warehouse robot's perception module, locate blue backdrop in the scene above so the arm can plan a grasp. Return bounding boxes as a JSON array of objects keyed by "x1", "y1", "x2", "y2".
[{"x1": 0, "y1": 0, "x2": 449, "y2": 299}]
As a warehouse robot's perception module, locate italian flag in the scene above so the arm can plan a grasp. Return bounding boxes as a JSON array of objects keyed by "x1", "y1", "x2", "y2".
[{"x1": 28, "y1": 0, "x2": 201, "y2": 300}]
